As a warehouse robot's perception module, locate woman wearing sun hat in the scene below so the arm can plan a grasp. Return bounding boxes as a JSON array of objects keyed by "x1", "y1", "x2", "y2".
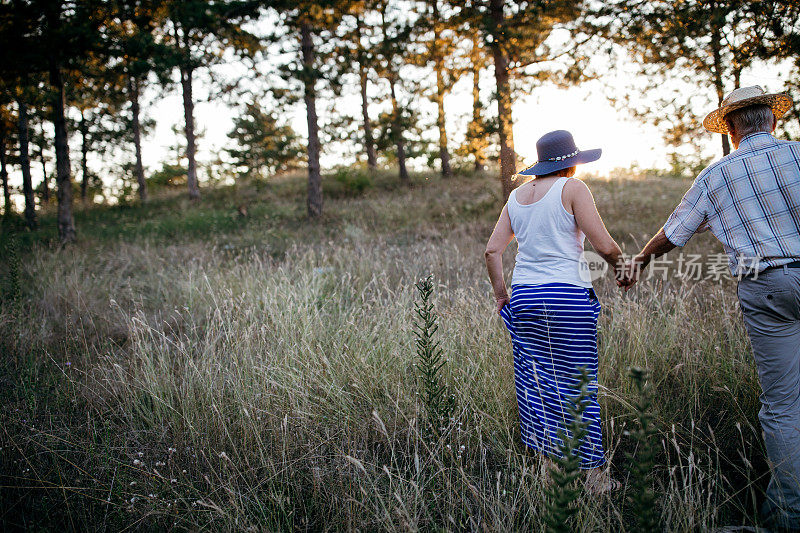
[{"x1": 484, "y1": 129, "x2": 627, "y2": 492}]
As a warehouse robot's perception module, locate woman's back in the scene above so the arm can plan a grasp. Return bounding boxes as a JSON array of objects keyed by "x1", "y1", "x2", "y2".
[{"x1": 507, "y1": 176, "x2": 591, "y2": 288}]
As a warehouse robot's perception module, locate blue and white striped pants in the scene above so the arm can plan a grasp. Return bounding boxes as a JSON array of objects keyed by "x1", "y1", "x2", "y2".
[{"x1": 500, "y1": 283, "x2": 606, "y2": 469}]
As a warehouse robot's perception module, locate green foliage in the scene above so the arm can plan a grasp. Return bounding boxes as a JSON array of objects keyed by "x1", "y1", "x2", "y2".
[
  {"x1": 225, "y1": 102, "x2": 304, "y2": 180},
  {"x1": 543, "y1": 367, "x2": 592, "y2": 533},
  {"x1": 333, "y1": 167, "x2": 372, "y2": 195},
  {"x1": 625, "y1": 367, "x2": 660, "y2": 533},
  {"x1": 147, "y1": 163, "x2": 187, "y2": 189},
  {"x1": 413, "y1": 274, "x2": 456, "y2": 441}
]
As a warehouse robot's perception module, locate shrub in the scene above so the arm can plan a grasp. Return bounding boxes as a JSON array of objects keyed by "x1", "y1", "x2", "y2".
[
  {"x1": 543, "y1": 367, "x2": 593, "y2": 533},
  {"x1": 333, "y1": 167, "x2": 372, "y2": 195},
  {"x1": 625, "y1": 367, "x2": 660, "y2": 532},
  {"x1": 413, "y1": 274, "x2": 456, "y2": 442}
]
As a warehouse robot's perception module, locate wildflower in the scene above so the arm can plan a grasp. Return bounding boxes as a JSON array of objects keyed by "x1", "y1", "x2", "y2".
[
  {"x1": 168, "y1": 447, "x2": 176, "y2": 454},
  {"x1": 170, "y1": 479, "x2": 177, "y2": 484},
  {"x1": 129, "y1": 481, "x2": 136, "y2": 486},
  {"x1": 137, "y1": 452, "x2": 144, "y2": 458},
  {"x1": 133, "y1": 459, "x2": 142, "y2": 466}
]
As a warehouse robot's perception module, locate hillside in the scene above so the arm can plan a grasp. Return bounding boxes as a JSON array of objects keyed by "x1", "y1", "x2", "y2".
[{"x1": 0, "y1": 169, "x2": 764, "y2": 531}]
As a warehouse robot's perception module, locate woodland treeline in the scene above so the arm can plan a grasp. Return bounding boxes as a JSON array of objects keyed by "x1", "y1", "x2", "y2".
[{"x1": 0, "y1": 0, "x2": 798, "y2": 243}]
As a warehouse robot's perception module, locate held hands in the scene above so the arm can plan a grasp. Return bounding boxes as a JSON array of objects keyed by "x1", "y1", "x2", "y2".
[{"x1": 614, "y1": 256, "x2": 644, "y2": 291}]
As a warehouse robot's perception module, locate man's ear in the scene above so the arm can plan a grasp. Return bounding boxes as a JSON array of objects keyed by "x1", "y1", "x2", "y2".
[
  {"x1": 725, "y1": 119, "x2": 735, "y2": 138},
  {"x1": 771, "y1": 114, "x2": 777, "y2": 133}
]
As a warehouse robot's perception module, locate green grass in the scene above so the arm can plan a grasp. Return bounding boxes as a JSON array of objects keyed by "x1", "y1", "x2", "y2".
[{"x1": 0, "y1": 167, "x2": 766, "y2": 531}]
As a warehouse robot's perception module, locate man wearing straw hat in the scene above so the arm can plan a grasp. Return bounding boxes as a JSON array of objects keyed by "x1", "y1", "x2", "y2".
[{"x1": 626, "y1": 85, "x2": 800, "y2": 530}]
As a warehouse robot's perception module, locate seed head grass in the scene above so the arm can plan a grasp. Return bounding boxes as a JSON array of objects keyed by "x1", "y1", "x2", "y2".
[{"x1": 0, "y1": 169, "x2": 765, "y2": 530}]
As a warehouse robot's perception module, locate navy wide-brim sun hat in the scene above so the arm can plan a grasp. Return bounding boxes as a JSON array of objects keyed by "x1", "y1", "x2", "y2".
[{"x1": 517, "y1": 130, "x2": 602, "y2": 176}]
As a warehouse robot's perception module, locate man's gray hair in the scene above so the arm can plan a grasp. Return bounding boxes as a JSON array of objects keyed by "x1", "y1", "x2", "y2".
[{"x1": 723, "y1": 104, "x2": 775, "y2": 137}]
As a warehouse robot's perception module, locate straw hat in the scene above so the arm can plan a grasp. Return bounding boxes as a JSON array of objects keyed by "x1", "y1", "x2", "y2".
[
  {"x1": 703, "y1": 85, "x2": 794, "y2": 134},
  {"x1": 517, "y1": 130, "x2": 601, "y2": 176}
]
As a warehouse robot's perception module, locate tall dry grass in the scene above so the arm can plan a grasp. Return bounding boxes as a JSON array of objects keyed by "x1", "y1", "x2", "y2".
[{"x1": 0, "y1": 170, "x2": 767, "y2": 530}]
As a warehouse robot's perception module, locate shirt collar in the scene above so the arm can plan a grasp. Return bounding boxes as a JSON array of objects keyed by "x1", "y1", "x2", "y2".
[{"x1": 738, "y1": 131, "x2": 777, "y2": 151}]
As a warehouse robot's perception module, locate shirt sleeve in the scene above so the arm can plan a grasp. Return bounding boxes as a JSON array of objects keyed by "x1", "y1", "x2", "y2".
[{"x1": 662, "y1": 180, "x2": 710, "y2": 247}]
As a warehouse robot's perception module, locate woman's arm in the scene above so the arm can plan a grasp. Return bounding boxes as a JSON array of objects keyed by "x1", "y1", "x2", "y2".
[
  {"x1": 568, "y1": 179, "x2": 626, "y2": 284},
  {"x1": 485, "y1": 204, "x2": 515, "y2": 313}
]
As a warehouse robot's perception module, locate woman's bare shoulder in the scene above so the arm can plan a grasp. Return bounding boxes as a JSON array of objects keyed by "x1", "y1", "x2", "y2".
[{"x1": 564, "y1": 177, "x2": 592, "y2": 199}]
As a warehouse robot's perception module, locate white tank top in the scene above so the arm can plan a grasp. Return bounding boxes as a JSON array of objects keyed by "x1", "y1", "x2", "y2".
[{"x1": 507, "y1": 176, "x2": 592, "y2": 288}]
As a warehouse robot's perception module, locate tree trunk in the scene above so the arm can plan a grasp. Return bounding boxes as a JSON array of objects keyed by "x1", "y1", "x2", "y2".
[
  {"x1": 180, "y1": 65, "x2": 200, "y2": 200},
  {"x1": 301, "y1": 21, "x2": 323, "y2": 218},
  {"x1": 17, "y1": 100, "x2": 37, "y2": 229},
  {"x1": 49, "y1": 64, "x2": 76, "y2": 242},
  {"x1": 489, "y1": 0, "x2": 517, "y2": 201},
  {"x1": 710, "y1": 36, "x2": 731, "y2": 156},
  {"x1": 470, "y1": 34, "x2": 486, "y2": 173},
  {"x1": 389, "y1": 74, "x2": 410, "y2": 184},
  {"x1": 434, "y1": 64, "x2": 452, "y2": 178},
  {"x1": 0, "y1": 118, "x2": 10, "y2": 216},
  {"x1": 38, "y1": 137, "x2": 49, "y2": 204},
  {"x1": 79, "y1": 109, "x2": 89, "y2": 202},
  {"x1": 356, "y1": 18, "x2": 377, "y2": 171},
  {"x1": 432, "y1": 1, "x2": 451, "y2": 178},
  {"x1": 128, "y1": 75, "x2": 147, "y2": 202}
]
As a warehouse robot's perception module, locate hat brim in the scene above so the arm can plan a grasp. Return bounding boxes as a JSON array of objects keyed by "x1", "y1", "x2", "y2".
[
  {"x1": 517, "y1": 148, "x2": 602, "y2": 176},
  {"x1": 703, "y1": 93, "x2": 794, "y2": 134}
]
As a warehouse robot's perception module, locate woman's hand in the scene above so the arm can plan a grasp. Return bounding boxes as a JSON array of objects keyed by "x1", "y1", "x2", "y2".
[{"x1": 495, "y1": 294, "x2": 510, "y2": 314}]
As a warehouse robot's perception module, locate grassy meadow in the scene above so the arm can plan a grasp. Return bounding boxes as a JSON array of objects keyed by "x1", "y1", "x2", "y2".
[{"x1": 0, "y1": 168, "x2": 768, "y2": 531}]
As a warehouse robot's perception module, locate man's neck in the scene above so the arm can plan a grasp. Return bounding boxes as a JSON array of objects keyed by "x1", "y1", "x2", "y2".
[{"x1": 732, "y1": 130, "x2": 772, "y2": 150}]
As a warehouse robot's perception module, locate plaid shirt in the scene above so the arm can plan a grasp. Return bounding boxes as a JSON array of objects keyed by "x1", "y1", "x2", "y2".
[{"x1": 663, "y1": 132, "x2": 800, "y2": 275}]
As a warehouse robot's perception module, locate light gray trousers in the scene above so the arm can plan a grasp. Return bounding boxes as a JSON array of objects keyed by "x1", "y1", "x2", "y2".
[{"x1": 738, "y1": 266, "x2": 800, "y2": 530}]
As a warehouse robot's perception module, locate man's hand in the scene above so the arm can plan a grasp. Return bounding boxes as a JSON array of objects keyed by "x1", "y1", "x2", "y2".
[
  {"x1": 613, "y1": 257, "x2": 642, "y2": 291},
  {"x1": 622, "y1": 258, "x2": 644, "y2": 291},
  {"x1": 613, "y1": 257, "x2": 635, "y2": 290},
  {"x1": 495, "y1": 294, "x2": 510, "y2": 314}
]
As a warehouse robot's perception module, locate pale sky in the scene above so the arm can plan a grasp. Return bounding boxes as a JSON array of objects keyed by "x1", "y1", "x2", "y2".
[{"x1": 140, "y1": 72, "x2": 679, "y2": 177}]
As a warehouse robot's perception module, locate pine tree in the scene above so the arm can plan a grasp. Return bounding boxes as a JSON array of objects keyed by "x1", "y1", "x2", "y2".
[
  {"x1": 334, "y1": 1, "x2": 380, "y2": 171},
  {"x1": 0, "y1": 102, "x2": 12, "y2": 217},
  {"x1": 0, "y1": 1, "x2": 43, "y2": 230},
  {"x1": 105, "y1": 0, "x2": 172, "y2": 203},
  {"x1": 17, "y1": 98, "x2": 37, "y2": 229},
  {"x1": 29, "y1": 111, "x2": 52, "y2": 204},
  {"x1": 413, "y1": 0, "x2": 457, "y2": 178},
  {"x1": 158, "y1": 0, "x2": 261, "y2": 201},
  {"x1": 67, "y1": 56, "x2": 129, "y2": 204},
  {"x1": 0, "y1": 0, "x2": 108, "y2": 241},
  {"x1": 225, "y1": 102, "x2": 303, "y2": 180},
  {"x1": 41, "y1": 0, "x2": 107, "y2": 242},
  {"x1": 591, "y1": 0, "x2": 761, "y2": 157},
  {"x1": 748, "y1": 1, "x2": 800, "y2": 139},
  {"x1": 461, "y1": 24, "x2": 489, "y2": 172},
  {"x1": 265, "y1": 1, "x2": 351, "y2": 217},
  {"x1": 461, "y1": 0, "x2": 589, "y2": 201},
  {"x1": 374, "y1": 0, "x2": 411, "y2": 184}
]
